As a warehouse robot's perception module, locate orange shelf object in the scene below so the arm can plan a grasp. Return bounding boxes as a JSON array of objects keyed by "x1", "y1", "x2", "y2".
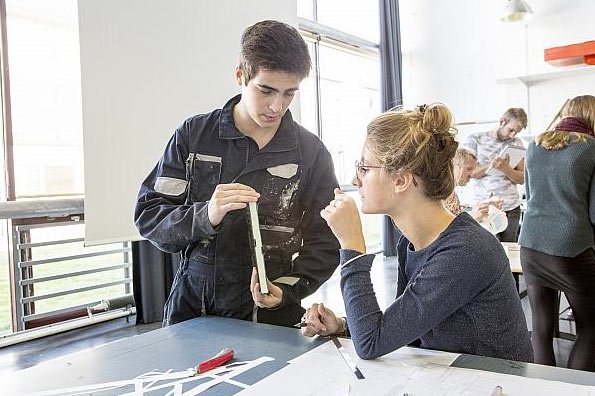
[{"x1": 545, "y1": 41, "x2": 595, "y2": 66}]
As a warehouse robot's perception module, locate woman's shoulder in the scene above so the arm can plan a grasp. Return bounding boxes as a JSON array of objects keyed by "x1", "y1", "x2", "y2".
[
  {"x1": 580, "y1": 135, "x2": 595, "y2": 149},
  {"x1": 435, "y1": 214, "x2": 505, "y2": 263}
]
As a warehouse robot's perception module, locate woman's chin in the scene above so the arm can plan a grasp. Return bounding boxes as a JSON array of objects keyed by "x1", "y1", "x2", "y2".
[{"x1": 360, "y1": 205, "x2": 372, "y2": 215}]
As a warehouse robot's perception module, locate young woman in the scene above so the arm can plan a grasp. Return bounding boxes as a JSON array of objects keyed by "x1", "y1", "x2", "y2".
[
  {"x1": 301, "y1": 103, "x2": 533, "y2": 362},
  {"x1": 518, "y1": 95, "x2": 595, "y2": 371}
]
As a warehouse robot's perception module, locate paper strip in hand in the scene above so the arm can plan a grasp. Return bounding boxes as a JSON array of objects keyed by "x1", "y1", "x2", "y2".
[{"x1": 247, "y1": 202, "x2": 268, "y2": 294}]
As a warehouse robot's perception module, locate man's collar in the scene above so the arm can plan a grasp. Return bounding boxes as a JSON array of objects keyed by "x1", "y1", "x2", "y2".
[
  {"x1": 218, "y1": 94, "x2": 244, "y2": 139},
  {"x1": 489, "y1": 128, "x2": 502, "y2": 141},
  {"x1": 218, "y1": 94, "x2": 298, "y2": 152}
]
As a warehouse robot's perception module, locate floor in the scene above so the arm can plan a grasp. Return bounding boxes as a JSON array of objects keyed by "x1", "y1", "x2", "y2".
[{"x1": 0, "y1": 254, "x2": 575, "y2": 373}]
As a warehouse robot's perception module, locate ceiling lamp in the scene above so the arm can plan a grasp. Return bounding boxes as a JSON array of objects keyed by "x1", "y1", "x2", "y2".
[{"x1": 500, "y1": 0, "x2": 533, "y2": 22}]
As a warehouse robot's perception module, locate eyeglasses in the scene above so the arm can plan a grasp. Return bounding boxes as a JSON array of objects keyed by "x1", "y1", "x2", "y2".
[
  {"x1": 355, "y1": 160, "x2": 383, "y2": 181},
  {"x1": 355, "y1": 160, "x2": 418, "y2": 187}
]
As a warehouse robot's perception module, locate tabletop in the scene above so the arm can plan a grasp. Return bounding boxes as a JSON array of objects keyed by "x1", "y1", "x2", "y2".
[{"x1": 3, "y1": 316, "x2": 595, "y2": 395}]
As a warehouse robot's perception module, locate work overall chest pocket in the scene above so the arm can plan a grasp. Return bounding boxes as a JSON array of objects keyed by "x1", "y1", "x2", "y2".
[
  {"x1": 259, "y1": 163, "x2": 301, "y2": 221},
  {"x1": 260, "y1": 224, "x2": 302, "y2": 280},
  {"x1": 188, "y1": 154, "x2": 222, "y2": 202}
]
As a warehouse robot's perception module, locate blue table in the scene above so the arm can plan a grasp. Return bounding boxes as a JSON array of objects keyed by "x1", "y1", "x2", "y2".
[{"x1": 3, "y1": 316, "x2": 595, "y2": 395}]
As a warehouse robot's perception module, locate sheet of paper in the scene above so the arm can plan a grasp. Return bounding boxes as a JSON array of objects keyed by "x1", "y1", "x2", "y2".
[
  {"x1": 238, "y1": 339, "x2": 459, "y2": 395},
  {"x1": 237, "y1": 340, "x2": 363, "y2": 396},
  {"x1": 479, "y1": 206, "x2": 508, "y2": 235},
  {"x1": 487, "y1": 144, "x2": 525, "y2": 176},
  {"x1": 239, "y1": 339, "x2": 595, "y2": 396},
  {"x1": 401, "y1": 364, "x2": 595, "y2": 396}
]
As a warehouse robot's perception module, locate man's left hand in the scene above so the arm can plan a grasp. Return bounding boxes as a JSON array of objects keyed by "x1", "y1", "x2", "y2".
[{"x1": 250, "y1": 267, "x2": 282, "y2": 308}]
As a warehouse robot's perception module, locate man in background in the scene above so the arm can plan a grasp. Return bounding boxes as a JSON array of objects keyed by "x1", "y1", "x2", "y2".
[
  {"x1": 463, "y1": 108, "x2": 528, "y2": 242},
  {"x1": 134, "y1": 20, "x2": 340, "y2": 328}
]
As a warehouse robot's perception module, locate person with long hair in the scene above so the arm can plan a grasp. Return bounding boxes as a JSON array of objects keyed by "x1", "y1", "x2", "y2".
[
  {"x1": 518, "y1": 95, "x2": 595, "y2": 371},
  {"x1": 299, "y1": 104, "x2": 532, "y2": 362}
]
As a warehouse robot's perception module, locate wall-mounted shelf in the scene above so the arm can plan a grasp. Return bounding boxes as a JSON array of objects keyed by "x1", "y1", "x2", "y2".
[{"x1": 496, "y1": 65, "x2": 595, "y2": 86}]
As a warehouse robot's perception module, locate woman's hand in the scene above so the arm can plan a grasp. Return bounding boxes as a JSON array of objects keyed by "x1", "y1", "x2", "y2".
[
  {"x1": 301, "y1": 302, "x2": 345, "y2": 337},
  {"x1": 472, "y1": 202, "x2": 490, "y2": 222},
  {"x1": 250, "y1": 268, "x2": 282, "y2": 308},
  {"x1": 320, "y1": 188, "x2": 366, "y2": 253}
]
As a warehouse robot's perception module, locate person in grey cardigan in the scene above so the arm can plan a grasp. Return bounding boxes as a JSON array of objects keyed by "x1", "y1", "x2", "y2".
[
  {"x1": 518, "y1": 95, "x2": 595, "y2": 371},
  {"x1": 301, "y1": 103, "x2": 533, "y2": 362}
]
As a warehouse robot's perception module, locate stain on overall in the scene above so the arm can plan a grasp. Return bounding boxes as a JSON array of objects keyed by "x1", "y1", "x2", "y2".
[{"x1": 275, "y1": 179, "x2": 300, "y2": 215}]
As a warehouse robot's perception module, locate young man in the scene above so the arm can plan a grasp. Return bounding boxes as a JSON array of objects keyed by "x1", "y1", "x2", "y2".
[
  {"x1": 462, "y1": 108, "x2": 527, "y2": 242},
  {"x1": 134, "y1": 20, "x2": 340, "y2": 327}
]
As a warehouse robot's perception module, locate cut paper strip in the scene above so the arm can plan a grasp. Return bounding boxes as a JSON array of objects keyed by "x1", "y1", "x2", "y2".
[{"x1": 32, "y1": 356, "x2": 274, "y2": 396}]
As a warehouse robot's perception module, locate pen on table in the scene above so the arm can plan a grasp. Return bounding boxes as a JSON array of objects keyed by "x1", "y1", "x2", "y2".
[
  {"x1": 294, "y1": 313, "x2": 324, "y2": 328},
  {"x1": 490, "y1": 385, "x2": 503, "y2": 396}
]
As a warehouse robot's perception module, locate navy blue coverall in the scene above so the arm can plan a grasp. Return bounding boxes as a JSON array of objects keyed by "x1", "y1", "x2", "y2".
[{"x1": 134, "y1": 95, "x2": 340, "y2": 327}]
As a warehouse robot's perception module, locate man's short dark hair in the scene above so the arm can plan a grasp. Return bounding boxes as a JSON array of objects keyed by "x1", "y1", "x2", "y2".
[{"x1": 239, "y1": 20, "x2": 311, "y2": 84}]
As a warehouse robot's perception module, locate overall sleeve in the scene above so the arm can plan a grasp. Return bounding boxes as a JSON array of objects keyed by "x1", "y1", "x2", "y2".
[
  {"x1": 340, "y1": 245, "x2": 487, "y2": 360},
  {"x1": 276, "y1": 144, "x2": 340, "y2": 305},
  {"x1": 134, "y1": 123, "x2": 217, "y2": 253}
]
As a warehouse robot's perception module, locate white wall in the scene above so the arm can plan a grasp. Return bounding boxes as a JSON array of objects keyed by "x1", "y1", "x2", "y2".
[
  {"x1": 399, "y1": 0, "x2": 595, "y2": 138},
  {"x1": 523, "y1": 0, "x2": 595, "y2": 134},
  {"x1": 78, "y1": 0, "x2": 296, "y2": 245}
]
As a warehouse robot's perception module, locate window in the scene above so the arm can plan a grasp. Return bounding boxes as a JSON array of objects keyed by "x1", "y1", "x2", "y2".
[
  {"x1": 317, "y1": 45, "x2": 380, "y2": 185},
  {"x1": 5, "y1": 0, "x2": 83, "y2": 198},
  {"x1": 298, "y1": 2, "x2": 383, "y2": 251},
  {"x1": 315, "y1": 0, "x2": 379, "y2": 43},
  {"x1": 0, "y1": 1, "x2": 130, "y2": 336}
]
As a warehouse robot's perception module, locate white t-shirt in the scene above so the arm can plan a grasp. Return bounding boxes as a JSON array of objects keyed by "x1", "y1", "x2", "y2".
[{"x1": 462, "y1": 131, "x2": 523, "y2": 211}]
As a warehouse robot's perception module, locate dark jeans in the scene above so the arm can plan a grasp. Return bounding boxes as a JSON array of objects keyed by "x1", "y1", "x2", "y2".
[{"x1": 497, "y1": 206, "x2": 521, "y2": 242}]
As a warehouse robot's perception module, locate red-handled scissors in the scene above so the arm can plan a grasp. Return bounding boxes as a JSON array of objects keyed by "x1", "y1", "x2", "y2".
[{"x1": 195, "y1": 348, "x2": 235, "y2": 374}]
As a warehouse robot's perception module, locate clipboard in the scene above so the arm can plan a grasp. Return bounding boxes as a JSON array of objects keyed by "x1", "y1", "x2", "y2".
[
  {"x1": 486, "y1": 144, "x2": 525, "y2": 175},
  {"x1": 247, "y1": 201, "x2": 268, "y2": 294}
]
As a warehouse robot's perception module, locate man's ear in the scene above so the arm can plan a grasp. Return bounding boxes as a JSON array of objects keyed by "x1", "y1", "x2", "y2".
[
  {"x1": 499, "y1": 117, "x2": 506, "y2": 127},
  {"x1": 234, "y1": 67, "x2": 244, "y2": 86}
]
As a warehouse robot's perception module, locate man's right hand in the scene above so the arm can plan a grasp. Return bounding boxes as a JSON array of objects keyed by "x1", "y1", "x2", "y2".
[{"x1": 207, "y1": 183, "x2": 260, "y2": 227}]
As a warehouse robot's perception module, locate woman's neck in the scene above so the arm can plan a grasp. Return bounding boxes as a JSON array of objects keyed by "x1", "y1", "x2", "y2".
[{"x1": 390, "y1": 199, "x2": 455, "y2": 251}]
